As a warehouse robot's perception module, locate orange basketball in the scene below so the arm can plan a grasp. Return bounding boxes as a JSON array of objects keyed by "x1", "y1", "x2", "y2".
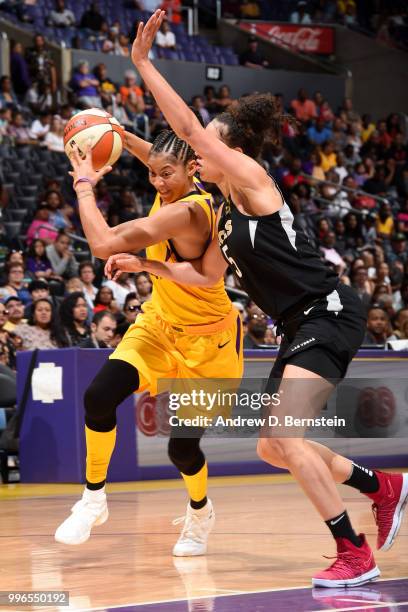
[{"x1": 64, "y1": 108, "x2": 124, "y2": 170}]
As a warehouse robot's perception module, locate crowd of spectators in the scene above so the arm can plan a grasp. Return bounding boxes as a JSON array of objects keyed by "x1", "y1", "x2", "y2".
[{"x1": 1, "y1": 31, "x2": 408, "y2": 365}]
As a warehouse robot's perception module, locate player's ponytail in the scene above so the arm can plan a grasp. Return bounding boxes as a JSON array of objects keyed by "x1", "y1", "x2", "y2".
[{"x1": 217, "y1": 93, "x2": 297, "y2": 159}]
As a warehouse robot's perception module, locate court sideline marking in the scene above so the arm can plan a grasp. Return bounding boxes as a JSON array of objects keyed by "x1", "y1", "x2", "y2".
[{"x1": 62, "y1": 577, "x2": 408, "y2": 611}]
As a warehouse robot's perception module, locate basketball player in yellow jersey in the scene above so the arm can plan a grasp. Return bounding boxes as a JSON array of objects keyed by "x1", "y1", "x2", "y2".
[{"x1": 55, "y1": 131, "x2": 243, "y2": 553}]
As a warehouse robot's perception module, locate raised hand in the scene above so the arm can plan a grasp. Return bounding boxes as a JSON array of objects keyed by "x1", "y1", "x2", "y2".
[
  {"x1": 68, "y1": 142, "x2": 112, "y2": 187},
  {"x1": 131, "y1": 9, "x2": 165, "y2": 66},
  {"x1": 104, "y1": 253, "x2": 146, "y2": 280}
]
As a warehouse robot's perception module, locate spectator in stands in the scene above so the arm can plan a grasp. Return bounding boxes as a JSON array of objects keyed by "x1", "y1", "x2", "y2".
[
  {"x1": 46, "y1": 230, "x2": 79, "y2": 279},
  {"x1": 119, "y1": 70, "x2": 145, "y2": 118},
  {"x1": 93, "y1": 286, "x2": 120, "y2": 314},
  {"x1": 363, "y1": 305, "x2": 397, "y2": 345},
  {"x1": 394, "y1": 307, "x2": 408, "y2": 339},
  {"x1": 26, "y1": 239, "x2": 53, "y2": 280},
  {"x1": 27, "y1": 279, "x2": 51, "y2": 303},
  {"x1": 102, "y1": 28, "x2": 119, "y2": 54},
  {"x1": 351, "y1": 266, "x2": 372, "y2": 311},
  {"x1": 80, "y1": 1, "x2": 105, "y2": 32},
  {"x1": 49, "y1": 0, "x2": 75, "y2": 27},
  {"x1": 29, "y1": 110, "x2": 52, "y2": 142},
  {"x1": 72, "y1": 60, "x2": 102, "y2": 109},
  {"x1": 290, "y1": 1, "x2": 312, "y2": 24},
  {"x1": 10, "y1": 42, "x2": 31, "y2": 100},
  {"x1": 282, "y1": 157, "x2": 306, "y2": 191},
  {"x1": 26, "y1": 81, "x2": 53, "y2": 114},
  {"x1": 386, "y1": 233, "x2": 408, "y2": 267},
  {"x1": 191, "y1": 95, "x2": 210, "y2": 126},
  {"x1": 307, "y1": 118, "x2": 332, "y2": 146},
  {"x1": 111, "y1": 188, "x2": 143, "y2": 224},
  {"x1": 78, "y1": 261, "x2": 98, "y2": 310},
  {"x1": 59, "y1": 291, "x2": 90, "y2": 346},
  {"x1": 0, "y1": 263, "x2": 31, "y2": 305},
  {"x1": 240, "y1": 0, "x2": 261, "y2": 19},
  {"x1": 320, "y1": 141, "x2": 337, "y2": 172},
  {"x1": 239, "y1": 36, "x2": 269, "y2": 69},
  {"x1": 160, "y1": 0, "x2": 182, "y2": 24},
  {"x1": 66, "y1": 277, "x2": 84, "y2": 294},
  {"x1": 243, "y1": 312, "x2": 268, "y2": 348},
  {"x1": 215, "y1": 85, "x2": 233, "y2": 111},
  {"x1": 0, "y1": 108, "x2": 11, "y2": 141},
  {"x1": 94, "y1": 180, "x2": 113, "y2": 217},
  {"x1": 14, "y1": 298, "x2": 65, "y2": 349},
  {"x1": 2, "y1": 296, "x2": 26, "y2": 332},
  {"x1": 291, "y1": 89, "x2": 317, "y2": 122},
  {"x1": 375, "y1": 201, "x2": 394, "y2": 238},
  {"x1": 43, "y1": 189, "x2": 73, "y2": 231},
  {"x1": 104, "y1": 272, "x2": 136, "y2": 309},
  {"x1": 156, "y1": 20, "x2": 176, "y2": 49},
  {"x1": 320, "y1": 231, "x2": 346, "y2": 274},
  {"x1": 116, "y1": 33, "x2": 130, "y2": 57},
  {"x1": 135, "y1": 272, "x2": 152, "y2": 303},
  {"x1": 25, "y1": 34, "x2": 56, "y2": 93},
  {"x1": 0, "y1": 76, "x2": 19, "y2": 109},
  {"x1": 94, "y1": 63, "x2": 117, "y2": 107},
  {"x1": 202, "y1": 85, "x2": 219, "y2": 117},
  {"x1": 26, "y1": 203, "x2": 59, "y2": 247},
  {"x1": 44, "y1": 115, "x2": 64, "y2": 152},
  {"x1": 79, "y1": 311, "x2": 117, "y2": 348},
  {"x1": 123, "y1": 292, "x2": 142, "y2": 325}
]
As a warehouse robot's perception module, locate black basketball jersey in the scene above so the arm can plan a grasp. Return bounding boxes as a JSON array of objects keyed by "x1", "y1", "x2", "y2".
[{"x1": 218, "y1": 186, "x2": 339, "y2": 321}]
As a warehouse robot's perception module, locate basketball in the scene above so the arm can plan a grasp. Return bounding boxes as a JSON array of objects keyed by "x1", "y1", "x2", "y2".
[{"x1": 64, "y1": 108, "x2": 124, "y2": 170}]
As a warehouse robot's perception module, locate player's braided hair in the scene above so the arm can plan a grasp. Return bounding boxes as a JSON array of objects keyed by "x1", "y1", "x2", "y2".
[
  {"x1": 150, "y1": 130, "x2": 195, "y2": 164},
  {"x1": 217, "y1": 93, "x2": 298, "y2": 159}
]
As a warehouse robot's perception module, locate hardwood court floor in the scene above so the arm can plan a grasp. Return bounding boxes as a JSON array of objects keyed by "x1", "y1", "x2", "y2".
[{"x1": 1, "y1": 473, "x2": 407, "y2": 611}]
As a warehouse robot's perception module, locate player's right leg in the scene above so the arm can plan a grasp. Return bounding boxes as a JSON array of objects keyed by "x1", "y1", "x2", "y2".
[{"x1": 55, "y1": 359, "x2": 140, "y2": 545}]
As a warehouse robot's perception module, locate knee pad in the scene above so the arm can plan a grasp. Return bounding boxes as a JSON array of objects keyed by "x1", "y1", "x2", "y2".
[{"x1": 168, "y1": 437, "x2": 205, "y2": 475}]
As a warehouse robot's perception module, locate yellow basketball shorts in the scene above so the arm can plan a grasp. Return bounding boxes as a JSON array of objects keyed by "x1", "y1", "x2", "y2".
[{"x1": 110, "y1": 304, "x2": 243, "y2": 419}]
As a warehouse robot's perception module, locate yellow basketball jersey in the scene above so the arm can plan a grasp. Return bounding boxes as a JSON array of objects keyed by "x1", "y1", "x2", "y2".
[{"x1": 145, "y1": 178, "x2": 231, "y2": 325}]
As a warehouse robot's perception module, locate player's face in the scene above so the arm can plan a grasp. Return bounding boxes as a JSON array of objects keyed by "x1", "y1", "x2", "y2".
[
  {"x1": 196, "y1": 120, "x2": 225, "y2": 183},
  {"x1": 148, "y1": 154, "x2": 195, "y2": 204}
]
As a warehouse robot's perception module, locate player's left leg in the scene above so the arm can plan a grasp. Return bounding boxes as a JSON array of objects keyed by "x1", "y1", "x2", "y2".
[
  {"x1": 168, "y1": 428, "x2": 215, "y2": 556},
  {"x1": 258, "y1": 364, "x2": 380, "y2": 588}
]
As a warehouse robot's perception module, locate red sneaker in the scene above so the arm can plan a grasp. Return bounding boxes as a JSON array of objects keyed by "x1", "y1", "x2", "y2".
[
  {"x1": 367, "y1": 472, "x2": 408, "y2": 551},
  {"x1": 312, "y1": 534, "x2": 380, "y2": 588}
]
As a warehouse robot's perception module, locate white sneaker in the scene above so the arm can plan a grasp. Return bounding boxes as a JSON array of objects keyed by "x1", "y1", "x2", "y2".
[
  {"x1": 172, "y1": 500, "x2": 215, "y2": 557},
  {"x1": 55, "y1": 487, "x2": 108, "y2": 545}
]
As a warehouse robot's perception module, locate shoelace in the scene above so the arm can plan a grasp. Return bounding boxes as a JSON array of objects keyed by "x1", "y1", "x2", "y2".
[
  {"x1": 322, "y1": 551, "x2": 365, "y2": 578},
  {"x1": 172, "y1": 512, "x2": 209, "y2": 544},
  {"x1": 71, "y1": 498, "x2": 105, "y2": 521},
  {"x1": 372, "y1": 502, "x2": 394, "y2": 537}
]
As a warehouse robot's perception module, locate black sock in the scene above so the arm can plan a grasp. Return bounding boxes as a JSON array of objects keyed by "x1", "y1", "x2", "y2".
[
  {"x1": 325, "y1": 510, "x2": 362, "y2": 547},
  {"x1": 190, "y1": 496, "x2": 208, "y2": 510},
  {"x1": 86, "y1": 479, "x2": 105, "y2": 491},
  {"x1": 343, "y1": 462, "x2": 380, "y2": 494}
]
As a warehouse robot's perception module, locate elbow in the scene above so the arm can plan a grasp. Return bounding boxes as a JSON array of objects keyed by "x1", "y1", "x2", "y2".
[{"x1": 91, "y1": 244, "x2": 110, "y2": 259}]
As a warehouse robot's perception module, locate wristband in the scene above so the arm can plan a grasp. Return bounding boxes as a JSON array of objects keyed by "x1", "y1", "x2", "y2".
[{"x1": 74, "y1": 177, "x2": 95, "y2": 189}]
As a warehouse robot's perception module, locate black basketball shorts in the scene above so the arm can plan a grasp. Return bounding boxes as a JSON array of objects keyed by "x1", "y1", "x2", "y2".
[{"x1": 268, "y1": 283, "x2": 367, "y2": 384}]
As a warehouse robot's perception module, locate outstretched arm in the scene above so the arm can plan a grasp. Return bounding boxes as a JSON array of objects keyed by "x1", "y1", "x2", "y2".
[
  {"x1": 105, "y1": 234, "x2": 228, "y2": 287},
  {"x1": 131, "y1": 10, "x2": 266, "y2": 191},
  {"x1": 123, "y1": 130, "x2": 152, "y2": 166}
]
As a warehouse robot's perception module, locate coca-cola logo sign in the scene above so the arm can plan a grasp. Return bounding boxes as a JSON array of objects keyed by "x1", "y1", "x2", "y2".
[{"x1": 240, "y1": 23, "x2": 334, "y2": 55}]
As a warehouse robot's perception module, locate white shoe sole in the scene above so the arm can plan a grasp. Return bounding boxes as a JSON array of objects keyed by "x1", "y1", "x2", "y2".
[
  {"x1": 379, "y1": 473, "x2": 408, "y2": 552},
  {"x1": 55, "y1": 507, "x2": 109, "y2": 545},
  {"x1": 312, "y1": 566, "x2": 381, "y2": 588}
]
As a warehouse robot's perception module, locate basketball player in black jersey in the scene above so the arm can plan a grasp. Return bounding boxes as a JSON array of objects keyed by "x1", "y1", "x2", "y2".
[{"x1": 106, "y1": 10, "x2": 408, "y2": 588}]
